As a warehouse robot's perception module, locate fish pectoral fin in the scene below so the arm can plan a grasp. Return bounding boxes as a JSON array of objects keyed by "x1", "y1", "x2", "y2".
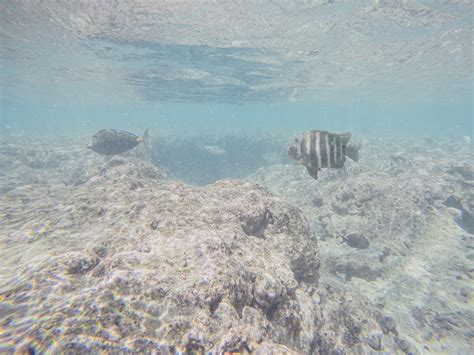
[
  {"x1": 306, "y1": 165, "x2": 320, "y2": 180},
  {"x1": 137, "y1": 137, "x2": 144, "y2": 143}
]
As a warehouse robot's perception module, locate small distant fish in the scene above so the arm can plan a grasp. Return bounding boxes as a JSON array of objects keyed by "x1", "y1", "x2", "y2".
[
  {"x1": 463, "y1": 136, "x2": 471, "y2": 144},
  {"x1": 288, "y1": 88, "x2": 302, "y2": 102},
  {"x1": 203, "y1": 145, "x2": 226, "y2": 155},
  {"x1": 288, "y1": 130, "x2": 360, "y2": 180},
  {"x1": 87, "y1": 128, "x2": 150, "y2": 155}
]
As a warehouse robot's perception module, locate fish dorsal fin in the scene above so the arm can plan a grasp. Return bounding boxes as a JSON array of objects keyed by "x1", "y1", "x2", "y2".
[{"x1": 338, "y1": 132, "x2": 351, "y2": 145}]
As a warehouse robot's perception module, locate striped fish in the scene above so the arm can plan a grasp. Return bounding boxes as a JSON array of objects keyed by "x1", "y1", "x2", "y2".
[{"x1": 288, "y1": 130, "x2": 359, "y2": 180}]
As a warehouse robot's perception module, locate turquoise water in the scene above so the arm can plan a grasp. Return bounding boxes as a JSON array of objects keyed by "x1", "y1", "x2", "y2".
[
  {"x1": 1, "y1": 1, "x2": 472, "y2": 139},
  {"x1": 1, "y1": 2, "x2": 474, "y2": 353},
  {"x1": 2, "y1": 101, "x2": 472, "y2": 137}
]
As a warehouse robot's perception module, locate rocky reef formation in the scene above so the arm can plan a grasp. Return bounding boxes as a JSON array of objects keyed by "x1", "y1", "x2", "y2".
[
  {"x1": 1, "y1": 136, "x2": 320, "y2": 354},
  {"x1": 249, "y1": 135, "x2": 474, "y2": 354},
  {"x1": 1, "y1": 135, "x2": 472, "y2": 353}
]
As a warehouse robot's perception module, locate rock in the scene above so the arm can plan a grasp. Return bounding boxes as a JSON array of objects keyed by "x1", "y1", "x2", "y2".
[
  {"x1": 239, "y1": 205, "x2": 273, "y2": 238},
  {"x1": 342, "y1": 233, "x2": 370, "y2": 249},
  {"x1": 106, "y1": 157, "x2": 126, "y2": 167},
  {"x1": 1, "y1": 152, "x2": 321, "y2": 353},
  {"x1": 247, "y1": 135, "x2": 473, "y2": 354},
  {"x1": 411, "y1": 306, "x2": 427, "y2": 326},
  {"x1": 443, "y1": 194, "x2": 474, "y2": 234},
  {"x1": 312, "y1": 197, "x2": 324, "y2": 207},
  {"x1": 389, "y1": 154, "x2": 413, "y2": 174},
  {"x1": 2, "y1": 135, "x2": 473, "y2": 354},
  {"x1": 315, "y1": 285, "x2": 391, "y2": 354},
  {"x1": 329, "y1": 259, "x2": 383, "y2": 282},
  {"x1": 448, "y1": 164, "x2": 474, "y2": 181},
  {"x1": 364, "y1": 331, "x2": 383, "y2": 350},
  {"x1": 395, "y1": 336, "x2": 414, "y2": 354},
  {"x1": 60, "y1": 252, "x2": 99, "y2": 275},
  {"x1": 443, "y1": 195, "x2": 463, "y2": 209},
  {"x1": 253, "y1": 342, "x2": 299, "y2": 355},
  {"x1": 376, "y1": 314, "x2": 398, "y2": 335},
  {"x1": 252, "y1": 272, "x2": 283, "y2": 312}
]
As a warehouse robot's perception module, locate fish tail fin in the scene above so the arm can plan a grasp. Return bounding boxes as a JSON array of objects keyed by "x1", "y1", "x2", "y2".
[
  {"x1": 142, "y1": 128, "x2": 153, "y2": 162},
  {"x1": 345, "y1": 143, "x2": 361, "y2": 162},
  {"x1": 143, "y1": 128, "x2": 150, "y2": 147},
  {"x1": 338, "y1": 132, "x2": 351, "y2": 145},
  {"x1": 137, "y1": 129, "x2": 150, "y2": 143}
]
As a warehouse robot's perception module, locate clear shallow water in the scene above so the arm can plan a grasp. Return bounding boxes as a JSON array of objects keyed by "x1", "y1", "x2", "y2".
[
  {"x1": 1, "y1": 2, "x2": 473, "y2": 353},
  {"x1": 1, "y1": 0, "x2": 472, "y2": 138}
]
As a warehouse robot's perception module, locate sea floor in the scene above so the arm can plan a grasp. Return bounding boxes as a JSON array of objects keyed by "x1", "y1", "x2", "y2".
[{"x1": 0, "y1": 134, "x2": 472, "y2": 353}]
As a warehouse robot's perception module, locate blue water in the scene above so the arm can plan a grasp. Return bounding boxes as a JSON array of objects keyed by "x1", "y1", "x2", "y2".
[
  {"x1": 2, "y1": 101, "x2": 472, "y2": 138},
  {"x1": 1, "y1": 1, "x2": 472, "y2": 139}
]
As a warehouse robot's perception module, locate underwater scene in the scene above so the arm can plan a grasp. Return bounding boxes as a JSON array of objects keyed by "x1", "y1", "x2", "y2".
[{"x1": 0, "y1": 1, "x2": 473, "y2": 354}]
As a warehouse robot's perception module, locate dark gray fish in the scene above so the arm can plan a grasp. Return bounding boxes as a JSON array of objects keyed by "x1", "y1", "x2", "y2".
[
  {"x1": 288, "y1": 130, "x2": 360, "y2": 180},
  {"x1": 87, "y1": 128, "x2": 149, "y2": 155}
]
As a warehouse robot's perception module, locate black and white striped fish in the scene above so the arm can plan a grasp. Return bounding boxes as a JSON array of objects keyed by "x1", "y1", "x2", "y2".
[{"x1": 288, "y1": 130, "x2": 360, "y2": 180}]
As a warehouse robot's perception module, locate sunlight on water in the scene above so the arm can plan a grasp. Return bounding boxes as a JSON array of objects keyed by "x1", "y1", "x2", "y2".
[{"x1": 1, "y1": 1, "x2": 472, "y2": 106}]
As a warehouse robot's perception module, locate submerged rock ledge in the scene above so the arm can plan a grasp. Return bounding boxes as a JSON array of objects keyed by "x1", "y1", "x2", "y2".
[
  {"x1": 249, "y1": 136, "x2": 474, "y2": 354},
  {"x1": 0, "y1": 142, "x2": 326, "y2": 353},
  {"x1": 3, "y1": 136, "x2": 471, "y2": 353}
]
